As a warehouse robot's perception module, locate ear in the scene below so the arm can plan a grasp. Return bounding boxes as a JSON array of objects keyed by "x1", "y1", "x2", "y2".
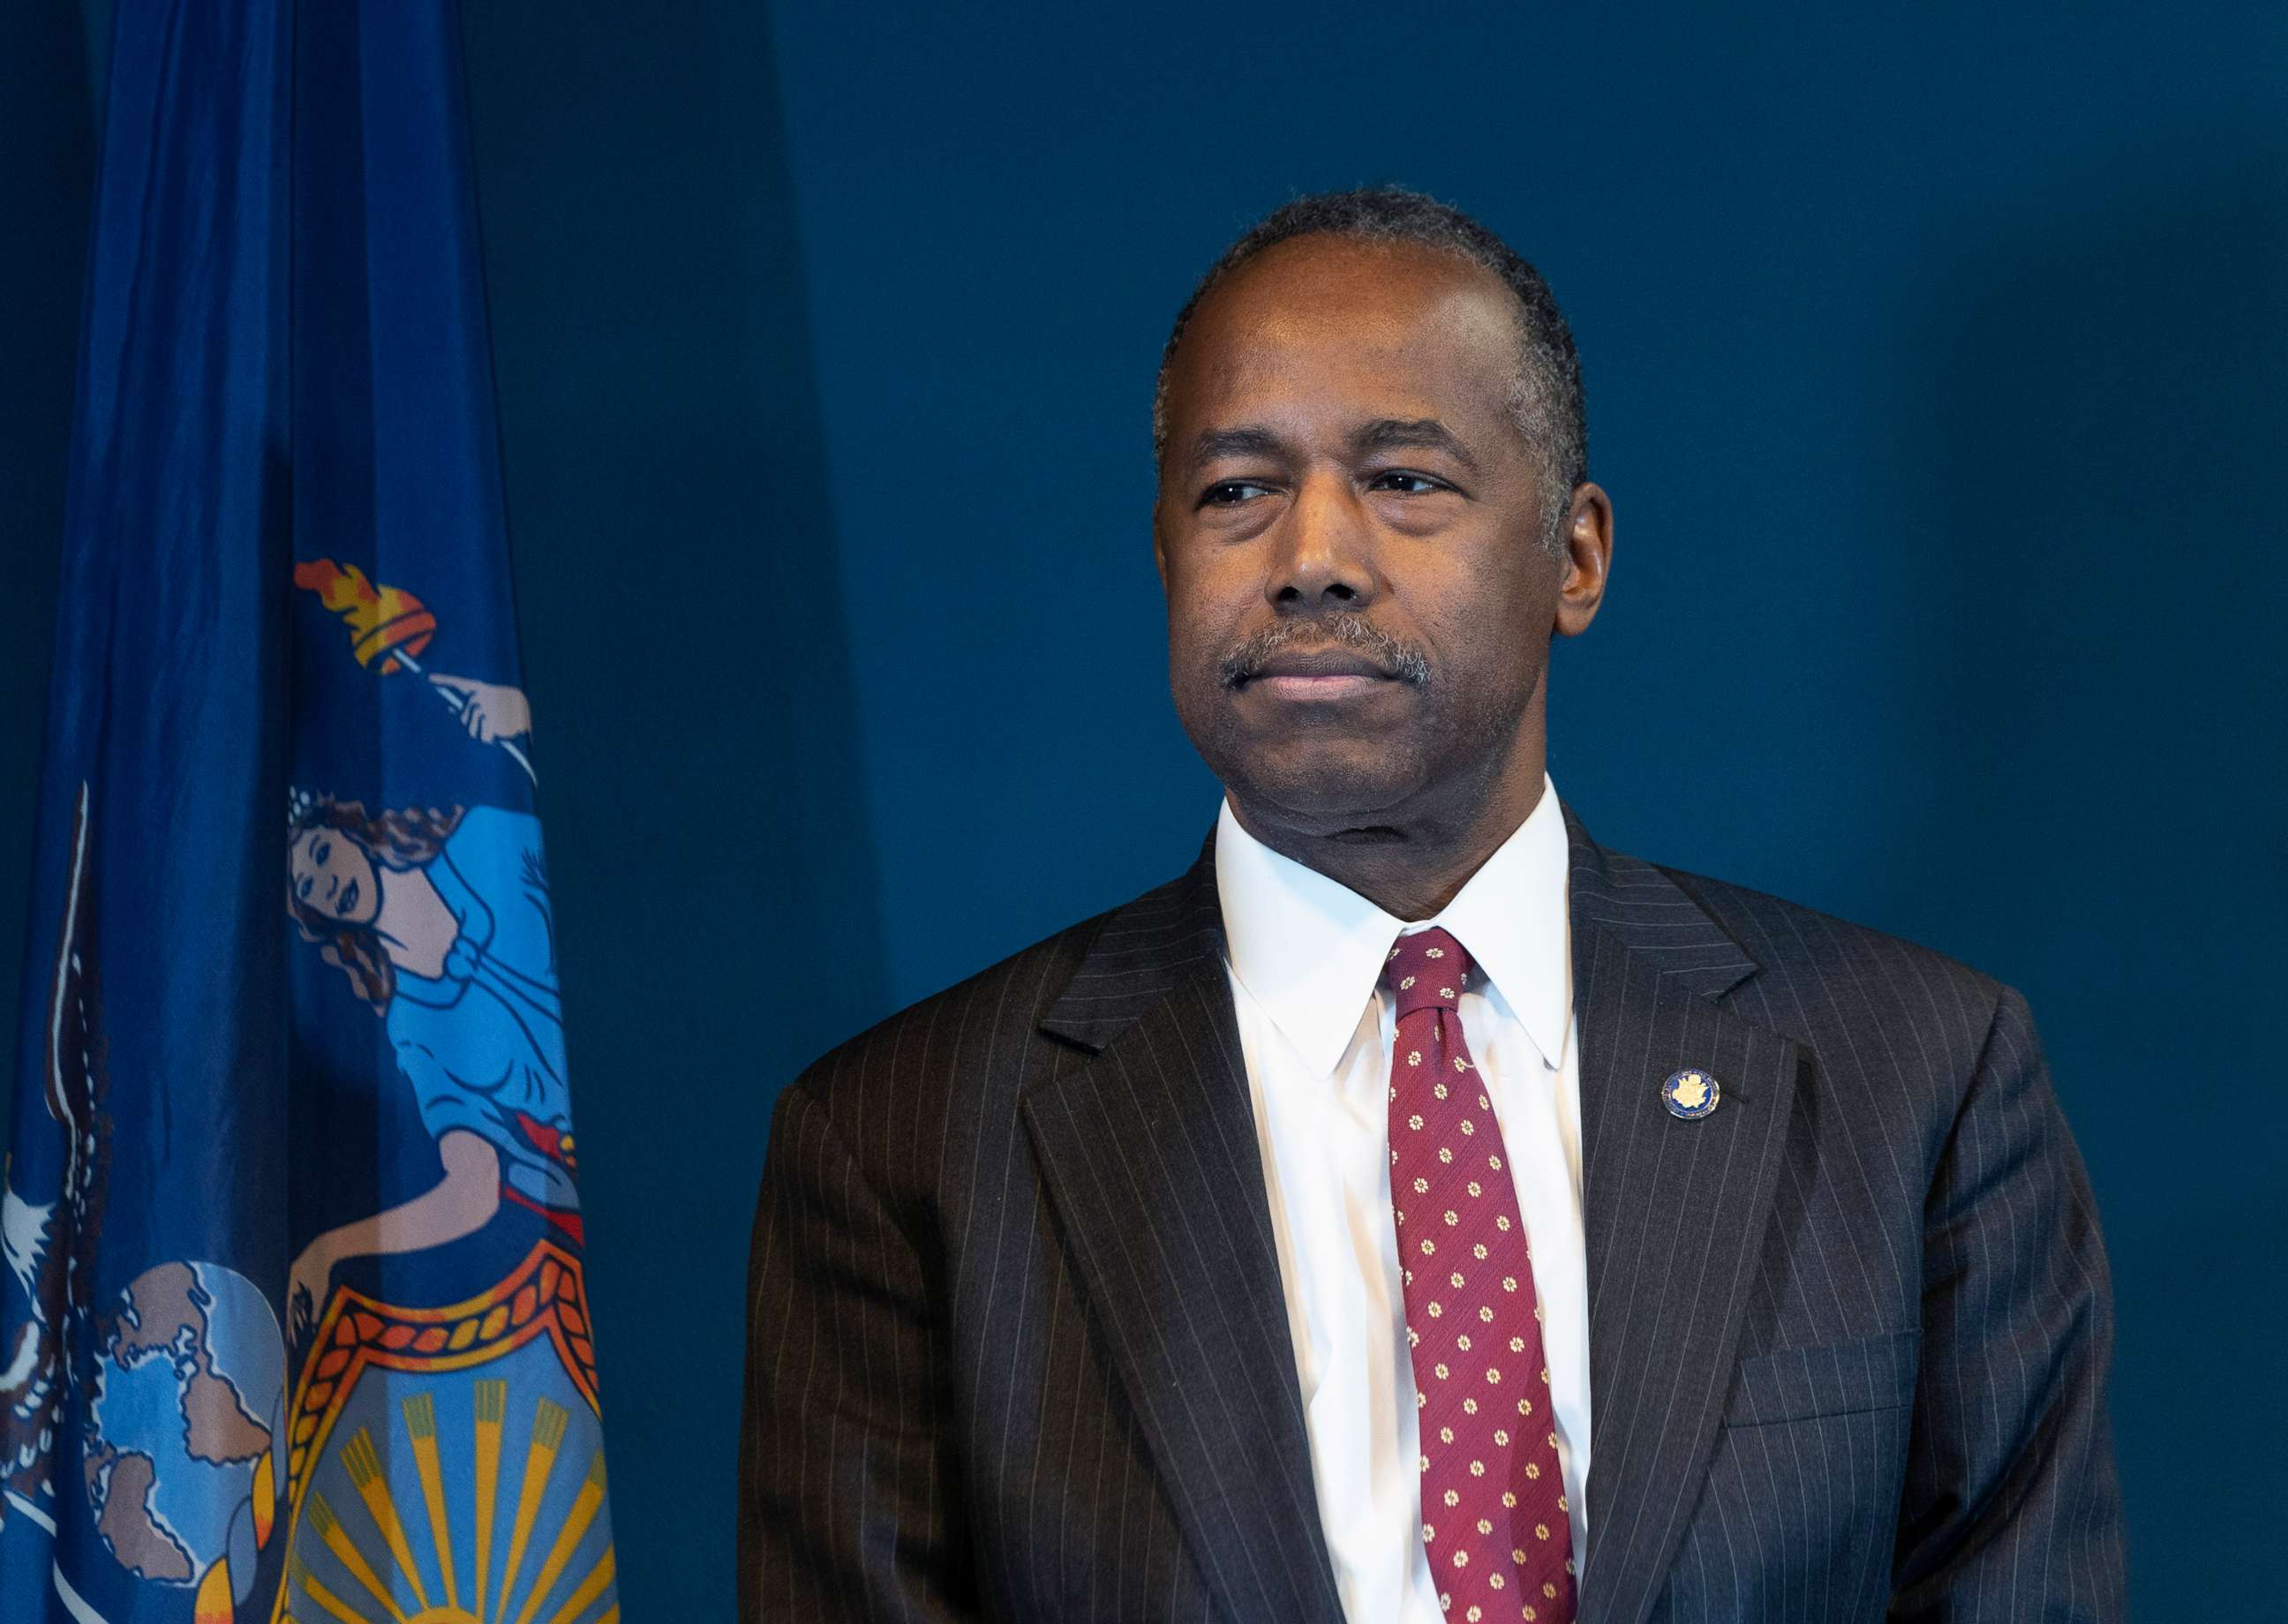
[{"x1": 1553, "y1": 482, "x2": 1614, "y2": 638}]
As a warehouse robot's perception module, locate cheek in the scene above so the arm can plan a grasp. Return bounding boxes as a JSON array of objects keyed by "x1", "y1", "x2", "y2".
[
  {"x1": 1164, "y1": 556, "x2": 1250, "y2": 651},
  {"x1": 1412, "y1": 567, "x2": 1550, "y2": 676}
]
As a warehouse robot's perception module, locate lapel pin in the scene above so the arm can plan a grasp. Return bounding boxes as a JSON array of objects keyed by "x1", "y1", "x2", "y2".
[{"x1": 1662, "y1": 1067, "x2": 1720, "y2": 1120}]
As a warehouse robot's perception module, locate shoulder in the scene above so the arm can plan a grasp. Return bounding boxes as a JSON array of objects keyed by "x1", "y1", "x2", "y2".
[
  {"x1": 448, "y1": 804, "x2": 533, "y2": 846},
  {"x1": 788, "y1": 915, "x2": 1102, "y2": 1103},
  {"x1": 1567, "y1": 800, "x2": 2013, "y2": 1041},
  {"x1": 1631, "y1": 853, "x2": 2016, "y2": 1091},
  {"x1": 1671, "y1": 861, "x2": 2000, "y2": 1013},
  {"x1": 770, "y1": 866, "x2": 1201, "y2": 1168},
  {"x1": 1605, "y1": 854, "x2": 2071, "y2": 1213}
]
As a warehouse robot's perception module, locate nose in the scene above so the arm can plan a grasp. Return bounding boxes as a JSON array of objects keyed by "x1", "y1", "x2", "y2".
[{"x1": 1268, "y1": 469, "x2": 1379, "y2": 614}]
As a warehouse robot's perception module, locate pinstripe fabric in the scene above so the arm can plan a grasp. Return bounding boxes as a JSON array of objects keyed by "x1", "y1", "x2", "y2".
[{"x1": 739, "y1": 808, "x2": 2125, "y2": 1623}]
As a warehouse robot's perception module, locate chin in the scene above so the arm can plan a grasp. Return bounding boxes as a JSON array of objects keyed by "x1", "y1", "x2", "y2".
[{"x1": 1226, "y1": 741, "x2": 1428, "y2": 828}]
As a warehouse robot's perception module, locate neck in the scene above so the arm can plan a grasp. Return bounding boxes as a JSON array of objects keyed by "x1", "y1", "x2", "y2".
[
  {"x1": 1228, "y1": 732, "x2": 1548, "y2": 921},
  {"x1": 374, "y1": 863, "x2": 444, "y2": 942}
]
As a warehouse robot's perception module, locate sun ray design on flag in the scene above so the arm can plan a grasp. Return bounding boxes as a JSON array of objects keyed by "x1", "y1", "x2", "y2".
[
  {"x1": 282, "y1": 1397, "x2": 613, "y2": 1624},
  {"x1": 273, "y1": 1244, "x2": 613, "y2": 1624}
]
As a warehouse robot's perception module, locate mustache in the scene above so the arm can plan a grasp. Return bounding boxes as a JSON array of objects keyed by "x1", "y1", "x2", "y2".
[{"x1": 1217, "y1": 614, "x2": 1432, "y2": 688}]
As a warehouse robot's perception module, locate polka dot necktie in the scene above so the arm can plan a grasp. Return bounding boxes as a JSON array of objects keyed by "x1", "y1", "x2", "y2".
[{"x1": 1385, "y1": 928, "x2": 1577, "y2": 1624}]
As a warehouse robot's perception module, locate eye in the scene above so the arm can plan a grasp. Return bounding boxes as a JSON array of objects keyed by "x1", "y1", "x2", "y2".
[
  {"x1": 1200, "y1": 480, "x2": 1274, "y2": 508},
  {"x1": 314, "y1": 839, "x2": 330, "y2": 864},
  {"x1": 297, "y1": 876, "x2": 312, "y2": 901},
  {"x1": 1367, "y1": 470, "x2": 1450, "y2": 495}
]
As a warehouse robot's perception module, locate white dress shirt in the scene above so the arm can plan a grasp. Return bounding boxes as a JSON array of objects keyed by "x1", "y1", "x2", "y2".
[{"x1": 1216, "y1": 775, "x2": 1591, "y2": 1624}]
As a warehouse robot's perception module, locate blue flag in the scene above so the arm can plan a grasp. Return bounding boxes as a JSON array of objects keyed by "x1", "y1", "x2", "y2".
[{"x1": 0, "y1": 5, "x2": 619, "y2": 1621}]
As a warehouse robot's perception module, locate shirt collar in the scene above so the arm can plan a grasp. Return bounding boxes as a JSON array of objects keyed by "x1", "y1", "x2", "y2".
[{"x1": 1215, "y1": 774, "x2": 1572, "y2": 1079}]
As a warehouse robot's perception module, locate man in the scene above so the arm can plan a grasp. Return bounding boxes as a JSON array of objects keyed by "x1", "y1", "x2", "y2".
[{"x1": 738, "y1": 188, "x2": 2125, "y2": 1623}]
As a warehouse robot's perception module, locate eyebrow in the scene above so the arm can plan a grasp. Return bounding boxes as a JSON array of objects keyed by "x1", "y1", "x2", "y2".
[
  {"x1": 1187, "y1": 426, "x2": 1289, "y2": 470},
  {"x1": 1351, "y1": 417, "x2": 1479, "y2": 475},
  {"x1": 1186, "y1": 417, "x2": 1481, "y2": 476}
]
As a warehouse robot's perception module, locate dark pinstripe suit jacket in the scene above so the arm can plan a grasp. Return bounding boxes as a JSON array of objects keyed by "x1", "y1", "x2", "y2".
[{"x1": 739, "y1": 807, "x2": 2125, "y2": 1622}]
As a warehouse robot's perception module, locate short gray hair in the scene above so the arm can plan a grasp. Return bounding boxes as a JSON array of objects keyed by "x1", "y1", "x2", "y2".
[{"x1": 1154, "y1": 187, "x2": 1588, "y2": 550}]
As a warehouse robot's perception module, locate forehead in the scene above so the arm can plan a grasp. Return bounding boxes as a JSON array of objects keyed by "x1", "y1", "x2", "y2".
[{"x1": 1167, "y1": 235, "x2": 1524, "y2": 444}]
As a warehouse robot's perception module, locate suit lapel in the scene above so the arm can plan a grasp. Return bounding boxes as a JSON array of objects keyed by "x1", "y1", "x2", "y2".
[
  {"x1": 1024, "y1": 845, "x2": 1343, "y2": 1624},
  {"x1": 1562, "y1": 808, "x2": 1803, "y2": 1624}
]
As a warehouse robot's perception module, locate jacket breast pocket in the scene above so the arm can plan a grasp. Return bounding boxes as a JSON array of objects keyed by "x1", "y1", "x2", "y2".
[{"x1": 1721, "y1": 1327, "x2": 1921, "y2": 1428}]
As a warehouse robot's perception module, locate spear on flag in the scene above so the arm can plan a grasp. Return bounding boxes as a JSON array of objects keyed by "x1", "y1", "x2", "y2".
[{"x1": 294, "y1": 559, "x2": 538, "y2": 784}]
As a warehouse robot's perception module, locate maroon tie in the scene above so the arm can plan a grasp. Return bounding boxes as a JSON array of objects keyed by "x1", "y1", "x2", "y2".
[{"x1": 1385, "y1": 928, "x2": 1577, "y2": 1624}]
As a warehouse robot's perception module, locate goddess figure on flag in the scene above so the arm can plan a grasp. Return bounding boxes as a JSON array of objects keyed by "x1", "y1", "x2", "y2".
[
  {"x1": 270, "y1": 724, "x2": 613, "y2": 1620},
  {"x1": 283, "y1": 770, "x2": 579, "y2": 1337}
]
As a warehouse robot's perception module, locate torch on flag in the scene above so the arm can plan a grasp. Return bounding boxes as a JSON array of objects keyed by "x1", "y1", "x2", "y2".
[
  {"x1": 0, "y1": 5, "x2": 618, "y2": 1622},
  {"x1": 295, "y1": 560, "x2": 538, "y2": 784}
]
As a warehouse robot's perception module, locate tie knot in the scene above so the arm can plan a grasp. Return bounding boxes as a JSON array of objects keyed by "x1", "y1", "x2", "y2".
[{"x1": 1381, "y1": 927, "x2": 1474, "y2": 1018}]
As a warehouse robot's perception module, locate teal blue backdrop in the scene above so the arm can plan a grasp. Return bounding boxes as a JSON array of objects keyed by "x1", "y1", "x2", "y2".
[{"x1": 4, "y1": 3, "x2": 2281, "y2": 1617}]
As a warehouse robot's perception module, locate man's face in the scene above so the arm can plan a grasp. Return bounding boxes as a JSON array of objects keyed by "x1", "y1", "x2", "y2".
[{"x1": 1155, "y1": 234, "x2": 1594, "y2": 833}]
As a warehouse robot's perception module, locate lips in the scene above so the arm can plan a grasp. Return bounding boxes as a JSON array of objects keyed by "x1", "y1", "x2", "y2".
[
  {"x1": 1236, "y1": 647, "x2": 1401, "y2": 706},
  {"x1": 1243, "y1": 649, "x2": 1393, "y2": 682}
]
